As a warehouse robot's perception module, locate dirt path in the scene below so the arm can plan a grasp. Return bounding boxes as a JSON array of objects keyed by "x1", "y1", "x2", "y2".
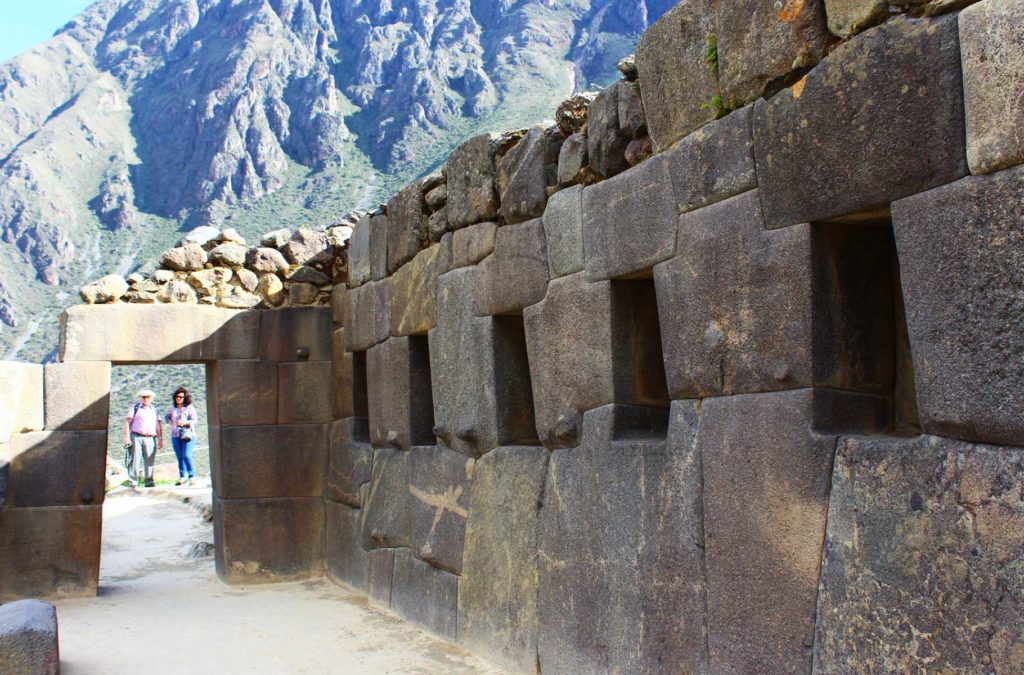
[{"x1": 54, "y1": 492, "x2": 498, "y2": 675}]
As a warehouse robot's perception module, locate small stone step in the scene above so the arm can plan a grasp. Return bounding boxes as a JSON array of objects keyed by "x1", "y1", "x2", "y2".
[{"x1": 0, "y1": 599, "x2": 59, "y2": 675}]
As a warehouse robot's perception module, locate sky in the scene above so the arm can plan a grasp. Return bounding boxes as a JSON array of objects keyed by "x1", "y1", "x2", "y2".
[{"x1": 0, "y1": 0, "x2": 93, "y2": 63}]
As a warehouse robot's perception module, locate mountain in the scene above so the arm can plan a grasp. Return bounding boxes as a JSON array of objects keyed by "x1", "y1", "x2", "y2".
[{"x1": 0, "y1": 0, "x2": 672, "y2": 361}]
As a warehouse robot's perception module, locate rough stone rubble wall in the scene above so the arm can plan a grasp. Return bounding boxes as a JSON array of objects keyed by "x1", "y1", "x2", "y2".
[{"x1": 0, "y1": 0, "x2": 1022, "y2": 672}]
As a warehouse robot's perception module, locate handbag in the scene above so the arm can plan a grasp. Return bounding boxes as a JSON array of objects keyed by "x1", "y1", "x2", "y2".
[{"x1": 177, "y1": 406, "x2": 194, "y2": 441}]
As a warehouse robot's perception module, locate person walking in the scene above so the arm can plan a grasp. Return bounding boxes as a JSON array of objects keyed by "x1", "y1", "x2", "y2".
[
  {"x1": 123, "y1": 389, "x2": 162, "y2": 488},
  {"x1": 166, "y1": 386, "x2": 198, "y2": 486}
]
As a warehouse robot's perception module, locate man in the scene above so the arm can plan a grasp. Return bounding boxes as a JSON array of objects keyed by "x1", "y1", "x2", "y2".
[{"x1": 123, "y1": 389, "x2": 163, "y2": 488}]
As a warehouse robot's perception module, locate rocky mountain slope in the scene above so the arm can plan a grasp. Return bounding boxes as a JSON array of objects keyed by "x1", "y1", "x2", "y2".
[{"x1": 0, "y1": 0, "x2": 671, "y2": 361}]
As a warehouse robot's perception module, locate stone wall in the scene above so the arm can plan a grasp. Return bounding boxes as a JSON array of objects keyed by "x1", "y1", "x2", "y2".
[{"x1": 2, "y1": 0, "x2": 1023, "y2": 671}]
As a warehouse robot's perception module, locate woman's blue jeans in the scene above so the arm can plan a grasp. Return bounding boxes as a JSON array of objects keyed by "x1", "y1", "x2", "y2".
[{"x1": 171, "y1": 436, "x2": 196, "y2": 478}]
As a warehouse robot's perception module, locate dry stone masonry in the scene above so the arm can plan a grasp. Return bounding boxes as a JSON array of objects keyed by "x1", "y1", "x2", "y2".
[{"x1": 2, "y1": 0, "x2": 1023, "y2": 672}]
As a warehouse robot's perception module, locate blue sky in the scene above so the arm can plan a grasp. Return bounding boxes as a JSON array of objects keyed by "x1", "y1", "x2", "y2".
[{"x1": 0, "y1": 0, "x2": 94, "y2": 63}]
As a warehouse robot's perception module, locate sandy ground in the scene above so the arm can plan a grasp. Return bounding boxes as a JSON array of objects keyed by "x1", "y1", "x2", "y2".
[{"x1": 54, "y1": 489, "x2": 498, "y2": 675}]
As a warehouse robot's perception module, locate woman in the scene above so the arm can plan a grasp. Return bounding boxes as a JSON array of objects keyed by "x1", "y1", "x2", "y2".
[{"x1": 165, "y1": 386, "x2": 198, "y2": 486}]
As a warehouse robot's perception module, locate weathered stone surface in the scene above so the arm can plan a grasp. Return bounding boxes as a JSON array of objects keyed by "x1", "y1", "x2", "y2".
[
  {"x1": 497, "y1": 124, "x2": 562, "y2": 224},
  {"x1": 256, "y1": 273, "x2": 284, "y2": 306},
  {"x1": 61, "y1": 304, "x2": 258, "y2": 362},
  {"x1": 213, "y1": 496, "x2": 324, "y2": 584},
  {"x1": 409, "y1": 446, "x2": 473, "y2": 575},
  {"x1": 347, "y1": 214, "x2": 372, "y2": 287},
  {"x1": 0, "y1": 599, "x2": 59, "y2": 675},
  {"x1": 287, "y1": 265, "x2": 329, "y2": 285},
  {"x1": 281, "y1": 228, "x2": 331, "y2": 267},
  {"x1": 387, "y1": 179, "x2": 429, "y2": 274},
  {"x1": 369, "y1": 214, "x2": 389, "y2": 282},
  {"x1": 716, "y1": 0, "x2": 830, "y2": 105},
  {"x1": 542, "y1": 185, "x2": 584, "y2": 279},
  {"x1": 700, "y1": 389, "x2": 889, "y2": 675},
  {"x1": 815, "y1": 434, "x2": 1024, "y2": 674},
  {"x1": 210, "y1": 359, "x2": 277, "y2": 426},
  {"x1": 277, "y1": 361, "x2": 332, "y2": 424},
  {"x1": 450, "y1": 221, "x2": 496, "y2": 270},
  {"x1": 430, "y1": 270, "x2": 495, "y2": 455},
  {"x1": 665, "y1": 106, "x2": 756, "y2": 213},
  {"x1": 624, "y1": 135, "x2": 652, "y2": 166},
  {"x1": 330, "y1": 285, "x2": 345, "y2": 326},
  {"x1": 825, "y1": 0, "x2": 886, "y2": 38},
  {"x1": 617, "y1": 80, "x2": 646, "y2": 138},
  {"x1": 159, "y1": 244, "x2": 207, "y2": 272},
  {"x1": 474, "y1": 218, "x2": 549, "y2": 316},
  {"x1": 960, "y1": 0, "x2": 1024, "y2": 175},
  {"x1": 586, "y1": 84, "x2": 630, "y2": 179},
  {"x1": 388, "y1": 245, "x2": 439, "y2": 336},
  {"x1": 327, "y1": 417, "x2": 371, "y2": 507},
  {"x1": 245, "y1": 247, "x2": 289, "y2": 274},
  {"x1": 259, "y1": 228, "x2": 291, "y2": 249},
  {"x1": 538, "y1": 402, "x2": 707, "y2": 673},
  {"x1": 635, "y1": 0, "x2": 719, "y2": 151},
  {"x1": 79, "y1": 274, "x2": 128, "y2": 304},
  {"x1": 215, "y1": 424, "x2": 327, "y2": 499},
  {"x1": 892, "y1": 166, "x2": 1024, "y2": 446},
  {"x1": 208, "y1": 242, "x2": 247, "y2": 268},
  {"x1": 425, "y1": 182, "x2": 446, "y2": 211},
  {"x1": 655, "y1": 191, "x2": 896, "y2": 399},
  {"x1": 390, "y1": 548, "x2": 458, "y2": 640},
  {"x1": 158, "y1": 279, "x2": 197, "y2": 304},
  {"x1": 459, "y1": 446, "x2": 547, "y2": 674},
  {"x1": 359, "y1": 448, "x2": 411, "y2": 549},
  {"x1": 582, "y1": 154, "x2": 676, "y2": 281},
  {"x1": 366, "y1": 338, "x2": 435, "y2": 449},
  {"x1": 43, "y1": 362, "x2": 110, "y2": 430},
  {"x1": 258, "y1": 306, "x2": 331, "y2": 363},
  {"x1": 446, "y1": 133, "x2": 500, "y2": 229},
  {"x1": 7, "y1": 430, "x2": 107, "y2": 507},
  {"x1": 367, "y1": 548, "x2": 395, "y2": 606},
  {"x1": 556, "y1": 132, "x2": 589, "y2": 186},
  {"x1": 331, "y1": 330, "x2": 354, "y2": 420},
  {"x1": 753, "y1": 15, "x2": 968, "y2": 228},
  {"x1": 286, "y1": 282, "x2": 318, "y2": 306},
  {"x1": 555, "y1": 93, "x2": 594, "y2": 136},
  {"x1": 427, "y1": 207, "x2": 450, "y2": 243},
  {"x1": 324, "y1": 501, "x2": 368, "y2": 592},
  {"x1": 0, "y1": 362, "x2": 43, "y2": 442},
  {"x1": 343, "y1": 281, "x2": 389, "y2": 352},
  {"x1": 0, "y1": 506, "x2": 101, "y2": 600}
]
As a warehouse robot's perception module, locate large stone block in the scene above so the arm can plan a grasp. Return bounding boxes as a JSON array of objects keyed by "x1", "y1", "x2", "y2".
[
  {"x1": 387, "y1": 244, "x2": 439, "y2": 336},
  {"x1": 258, "y1": 306, "x2": 331, "y2": 363},
  {"x1": 582, "y1": 154, "x2": 676, "y2": 281},
  {"x1": 0, "y1": 599, "x2": 59, "y2": 675},
  {"x1": 390, "y1": 548, "x2": 458, "y2": 640},
  {"x1": 330, "y1": 285, "x2": 345, "y2": 326},
  {"x1": 343, "y1": 280, "x2": 390, "y2": 352},
  {"x1": 450, "y1": 221, "x2": 496, "y2": 270},
  {"x1": 960, "y1": 0, "x2": 1024, "y2": 175},
  {"x1": 331, "y1": 329, "x2": 354, "y2": 420},
  {"x1": 665, "y1": 106, "x2": 756, "y2": 214},
  {"x1": 654, "y1": 190, "x2": 896, "y2": 399},
  {"x1": 325, "y1": 500, "x2": 368, "y2": 592},
  {"x1": 327, "y1": 417, "x2": 371, "y2": 507},
  {"x1": 815, "y1": 434, "x2": 1024, "y2": 673},
  {"x1": 215, "y1": 424, "x2": 327, "y2": 499},
  {"x1": 0, "y1": 506, "x2": 101, "y2": 601},
  {"x1": 43, "y1": 362, "x2": 110, "y2": 431},
  {"x1": 634, "y1": 0, "x2": 719, "y2": 151},
  {"x1": 410, "y1": 446, "x2": 473, "y2": 575},
  {"x1": 386, "y1": 178, "x2": 430, "y2": 274},
  {"x1": 368, "y1": 214, "x2": 388, "y2": 282},
  {"x1": 542, "y1": 184, "x2": 584, "y2": 279},
  {"x1": 210, "y1": 359, "x2": 277, "y2": 426},
  {"x1": 892, "y1": 166, "x2": 1024, "y2": 447},
  {"x1": 359, "y1": 447, "x2": 411, "y2": 549},
  {"x1": 497, "y1": 124, "x2": 562, "y2": 224},
  {"x1": 459, "y1": 446, "x2": 548, "y2": 674},
  {"x1": 213, "y1": 496, "x2": 324, "y2": 584},
  {"x1": 586, "y1": 82, "x2": 630, "y2": 179},
  {"x1": 537, "y1": 403, "x2": 707, "y2": 673},
  {"x1": 716, "y1": 0, "x2": 829, "y2": 105},
  {"x1": 277, "y1": 361, "x2": 332, "y2": 424},
  {"x1": 446, "y1": 133, "x2": 500, "y2": 229},
  {"x1": 524, "y1": 273, "x2": 669, "y2": 448},
  {"x1": 347, "y1": 214, "x2": 372, "y2": 287},
  {"x1": 753, "y1": 15, "x2": 967, "y2": 229},
  {"x1": 474, "y1": 218, "x2": 549, "y2": 316},
  {"x1": 7, "y1": 430, "x2": 106, "y2": 507},
  {"x1": 700, "y1": 388, "x2": 889, "y2": 674},
  {"x1": 0, "y1": 362, "x2": 43, "y2": 443},
  {"x1": 60, "y1": 305, "x2": 258, "y2": 362},
  {"x1": 368, "y1": 548, "x2": 395, "y2": 606},
  {"x1": 366, "y1": 337, "x2": 434, "y2": 450}
]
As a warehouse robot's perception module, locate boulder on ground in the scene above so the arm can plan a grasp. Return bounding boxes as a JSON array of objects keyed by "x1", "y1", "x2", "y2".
[{"x1": 0, "y1": 599, "x2": 59, "y2": 675}]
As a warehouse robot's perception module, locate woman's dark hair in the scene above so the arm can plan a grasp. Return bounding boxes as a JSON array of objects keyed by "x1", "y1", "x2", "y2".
[{"x1": 172, "y1": 386, "x2": 192, "y2": 407}]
